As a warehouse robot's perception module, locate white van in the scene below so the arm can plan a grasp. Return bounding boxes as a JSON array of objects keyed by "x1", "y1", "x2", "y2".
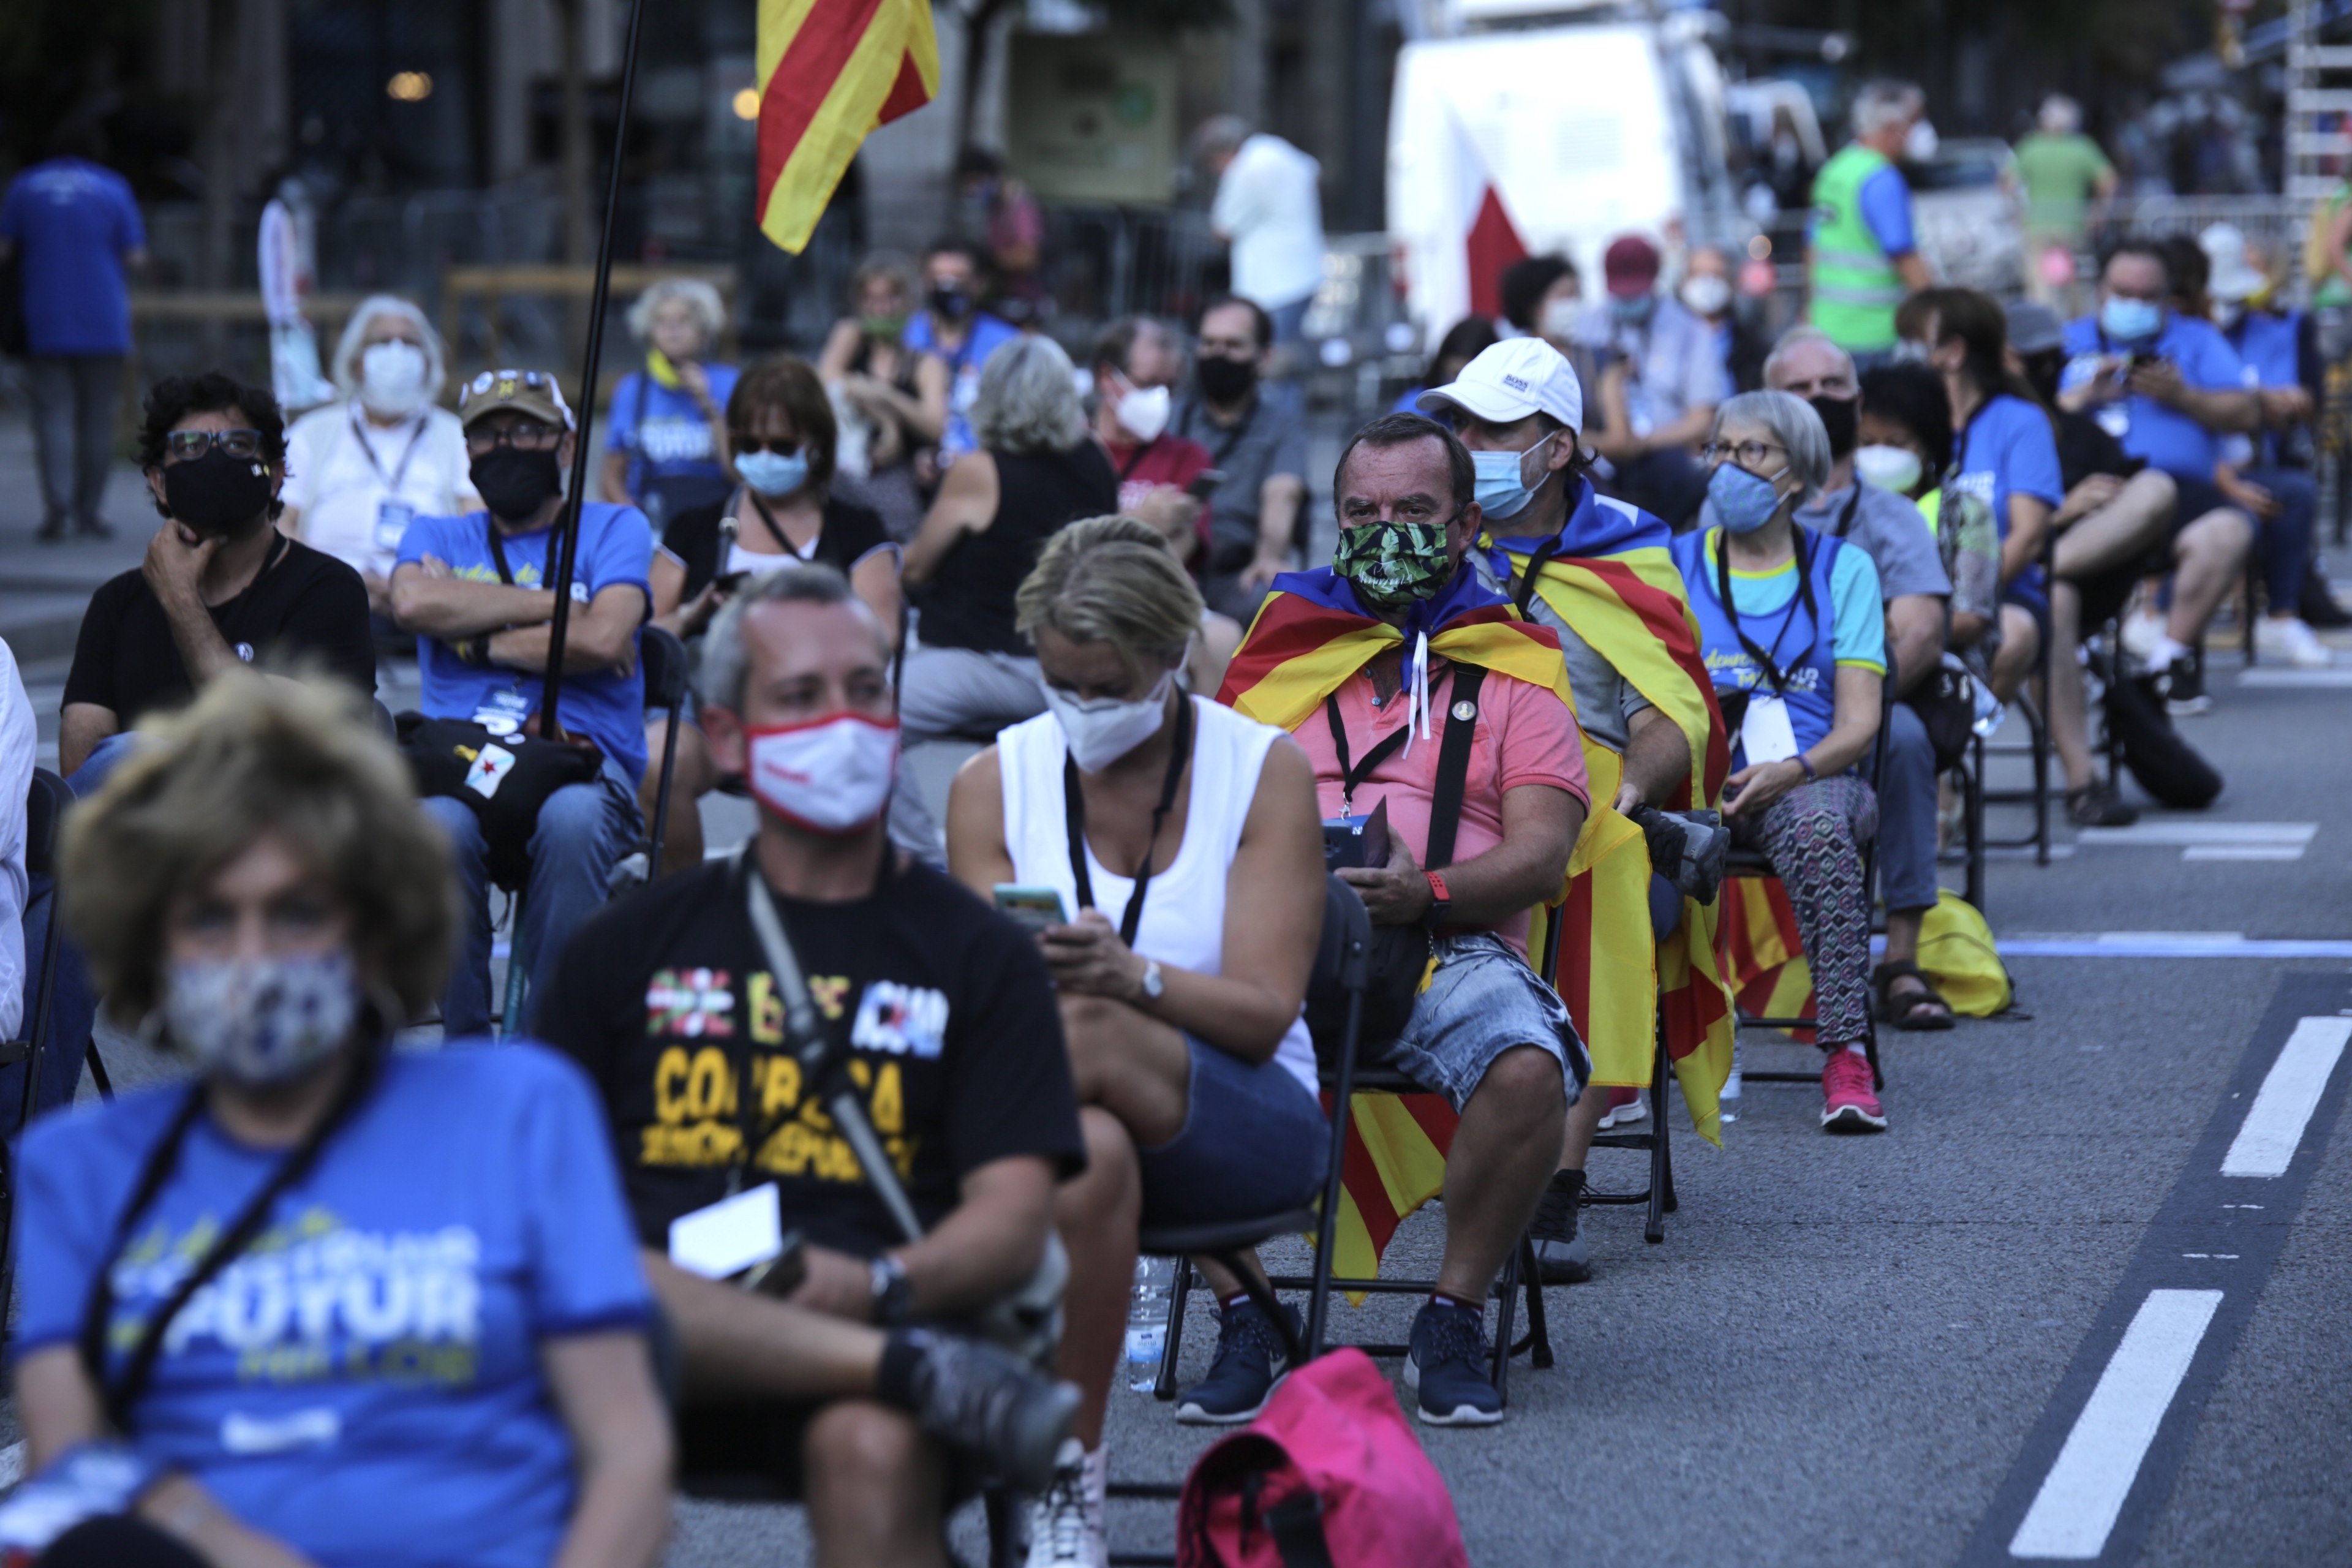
[{"x1": 1387, "y1": 5, "x2": 1741, "y2": 337}]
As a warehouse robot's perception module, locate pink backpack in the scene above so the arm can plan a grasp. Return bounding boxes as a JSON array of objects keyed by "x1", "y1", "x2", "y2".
[{"x1": 1175, "y1": 1348, "x2": 1471, "y2": 1568}]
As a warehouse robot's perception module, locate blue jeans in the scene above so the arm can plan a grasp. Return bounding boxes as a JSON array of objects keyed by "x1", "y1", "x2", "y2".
[
  {"x1": 1373, "y1": 932, "x2": 1587, "y2": 1112},
  {"x1": 1876, "y1": 701, "x2": 1940, "y2": 916},
  {"x1": 424, "y1": 755, "x2": 641, "y2": 1038},
  {"x1": 28, "y1": 355, "x2": 121, "y2": 532},
  {"x1": 1134, "y1": 1037, "x2": 1327, "y2": 1230},
  {"x1": 2244, "y1": 465, "x2": 2318, "y2": 612}
]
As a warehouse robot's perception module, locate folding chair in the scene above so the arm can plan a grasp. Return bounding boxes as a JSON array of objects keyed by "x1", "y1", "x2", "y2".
[
  {"x1": 1530, "y1": 904, "x2": 1676, "y2": 1246},
  {"x1": 0, "y1": 769, "x2": 79, "y2": 1310},
  {"x1": 499, "y1": 627, "x2": 692, "y2": 1035},
  {"x1": 1729, "y1": 677, "x2": 1896, "y2": 1090},
  {"x1": 1973, "y1": 537, "x2": 2060, "y2": 869}
]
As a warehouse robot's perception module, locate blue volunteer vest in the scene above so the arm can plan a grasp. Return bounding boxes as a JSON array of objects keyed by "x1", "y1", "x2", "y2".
[{"x1": 1671, "y1": 526, "x2": 1853, "y2": 768}]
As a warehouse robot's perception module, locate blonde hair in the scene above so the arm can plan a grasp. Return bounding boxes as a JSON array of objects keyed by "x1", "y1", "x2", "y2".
[
  {"x1": 1017, "y1": 514, "x2": 1203, "y2": 682},
  {"x1": 62, "y1": 672, "x2": 457, "y2": 1024}
]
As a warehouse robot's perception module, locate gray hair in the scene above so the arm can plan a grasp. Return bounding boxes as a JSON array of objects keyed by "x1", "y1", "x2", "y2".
[
  {"x1": 1189, "y1": 114, "x2": 1250, "y2": 163},
  {"x1": 697, "y1": 564, "x2": 888, "y2": 714},
  {"x1": 627, "y1": 276, "x2": 727, "y2": 345},
  {"x1": 1760, "y1": 325, "x2": 1855, "y2": 389},
  {"x1": 1852, "y1": 80, "x2": 1924, "y2": 138},
  {"x1": 1713, "y1": 390, "x2": 1831, "y2": 500},
  {"x1": 2038, "y1": 94, "x2": 2081, "y2": 135},
  {"x1": 972, "y1": 334, "x2": 1088, "y2": 454},
  {"x1": 330, "y1": 295, "x2": 447, "y2": 406},
  {"x1": 1017, "y1": 515, "x2": 1203, "y2": 684}
]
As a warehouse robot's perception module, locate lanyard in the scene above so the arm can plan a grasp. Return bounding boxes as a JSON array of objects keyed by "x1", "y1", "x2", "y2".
[
  {"x1": 1063, "y1": 696, "x2": 1193, "y2": 947},
  {"x1": 1323, "y1": 684, "x2": 1416, "y2": 815},
  {"x1": 1831, "y1": 483, "x2": 1863, "y2": 540},
  {"x1": 744, "y1": 492, "x2": 820, "y2": 559},
  {"x1": 1117, "y1": 437, "x2": 1159, "y2": 484},
  {"x1": 1180, "y1": 394, "x2": 1258, "y2": 468},
  {"x1": 347, "y1": 408, "x2": 429, "y2": 492},
  {"x1": 1712, "y1": 527, "x2": 1816, "y2": 693}
]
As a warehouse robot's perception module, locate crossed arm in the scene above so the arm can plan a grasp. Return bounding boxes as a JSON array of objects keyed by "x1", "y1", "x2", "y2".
[{"x1": 389, "y1": 562, "x2": 644, "y2": 675}]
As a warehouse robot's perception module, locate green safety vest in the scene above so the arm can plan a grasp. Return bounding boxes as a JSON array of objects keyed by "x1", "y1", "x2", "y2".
[{"x1": 1810, "y1": 145, "x2": 1907, "y2": 352}]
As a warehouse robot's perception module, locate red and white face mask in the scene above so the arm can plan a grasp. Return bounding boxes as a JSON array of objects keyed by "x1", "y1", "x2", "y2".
[{"x1": 743, "y1": 712, "x2": 899, "y2": 835}]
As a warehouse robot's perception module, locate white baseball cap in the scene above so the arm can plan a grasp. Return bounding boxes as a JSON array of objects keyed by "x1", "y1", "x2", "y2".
[
  {"x1": 2199, "y1": 222, "x2": 2266, "y2": 304},
  {"x1": 1417, "y1": 337, "x2": 1583, "y2": 434}
]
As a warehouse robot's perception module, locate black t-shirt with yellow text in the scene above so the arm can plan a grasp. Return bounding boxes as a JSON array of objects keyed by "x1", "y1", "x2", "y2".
[{"x1": 540, "y1": 854, "x2": 1085, "y2": 1257}]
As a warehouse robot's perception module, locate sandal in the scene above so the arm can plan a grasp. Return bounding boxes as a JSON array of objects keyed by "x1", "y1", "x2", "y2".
[{"x1": 1873, "y1": 960, "x2": 1956, "y2": 1031}]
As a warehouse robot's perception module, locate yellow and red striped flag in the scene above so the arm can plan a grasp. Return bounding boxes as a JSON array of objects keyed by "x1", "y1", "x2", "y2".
[{"x1": 755, "y1": 0, "x2": 940, "y2": 254}]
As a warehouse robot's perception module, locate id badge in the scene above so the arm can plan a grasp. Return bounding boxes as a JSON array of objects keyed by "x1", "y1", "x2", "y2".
[
  {"x1": 1740, "y1": 691, "x2": 1801, "y2": 766},
  {"x1": 470, "y1": 687, "x2": 530, "y2": 737},
  {"x1": 374, "y1": 499, "x2": 416, "y2": 555},
  {"x1": 669, "y1": 1183, "x2": 785, "y2": 1280},
  {"x1": 2096, "y1": 405, "x2": 2131, "y2": 439}
]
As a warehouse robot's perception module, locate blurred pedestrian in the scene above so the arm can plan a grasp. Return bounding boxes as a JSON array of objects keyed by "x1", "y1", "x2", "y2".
[
  {"x1": 0, "y1": 123, "x2": 148, "y2": 542},
  {"x1": 1499, "y1": 254, "x2": 1583, "y2": 356},
  {"x1": 8, "y1": 673, "x2": 671, "y2": 1568},
  {"x1": 1390, "y1": 314, "x2": 1499, "y2": 413},
  {"x1": 601, "y1": 277, "x2": 741, "y2": 530},
  {"x1": 2013, "y1": 95, "x2": 2116, "y2": 308},
  {"x1": 1683, "y1": 244, "x2": 1769, "y2": 392},
  {"x1": 1174, "y1": 295, "x2": 1309, "y2": 622},
  {"x1": 1807, "y1": 80, "x2": 1932, "y2": 367},
  {"x1": 956, "y1": 145, "x2": 1046, "y2": 323},
  {"x1": 818, "y1": 253, "x2": 949, "y2": 543},
  {"x1": 1194, "y1": 116, "x2": 1325, "y2": 345},
  {"x1": 60, "y1": 373, "x2": 374, "y2": 793},
  {"x1": 1088, "y1": 317, "x2": 1211, "y2": 559},
  {"x1": 0, "y1": 636, "x2": 27, "y2": 1047},
  {"x1": 907, "y1": 238, "x2": 1021, "y2": 464},
  {"x1": 280, "y1": 295, "x2": 478, "y2": 636},
  {"x1": 1581, "y1": 234, "x2": 1727, "y2": 530}
]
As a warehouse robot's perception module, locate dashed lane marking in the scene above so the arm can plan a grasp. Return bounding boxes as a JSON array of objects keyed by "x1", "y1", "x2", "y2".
[{"x1": 2221, "y1": 1016, "x2": 2352, "y2": 1178}]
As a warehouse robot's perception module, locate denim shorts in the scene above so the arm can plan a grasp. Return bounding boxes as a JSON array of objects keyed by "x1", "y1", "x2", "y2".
[
  {"x1": 1136, "y1": 1036, "x2": 1327, "y2": 1231},
  {"x1": 1368, "y1": 932, "x2": 1589, "y2": 1112}
]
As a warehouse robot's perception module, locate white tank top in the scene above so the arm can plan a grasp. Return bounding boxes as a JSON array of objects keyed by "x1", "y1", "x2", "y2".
[{"x1": 1000, "y1": 695, "x2": 1317, "y2": 1095}]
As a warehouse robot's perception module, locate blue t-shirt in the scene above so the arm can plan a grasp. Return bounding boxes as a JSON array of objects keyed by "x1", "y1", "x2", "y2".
[
  {"x1": 2059, "y1": 311, "x2": 2247, "y2": 480},
  {"x1": 1855, "y1": 164, "x2": 1917, "y2": 257},
  {"x1": 1673, "y1": 527, "x2": 1885, "y2": 764},
  {"x1": 2225, "y1": 309, "x2": 2302, "y2": 467},
  {"x1": 0, "y1": 158, "x2": 145, "y2": 355},
  {"x1": 604, "y1": 363, "x2": 741, "y2": 484},
  {"x1": 12, "y1": 1047, "x2": 650, "y2": 1568},
  {"x1": 904, "y1": 310, "x2": 1020, "y2": 457},
  {"x1": 1954, "y1": 393, "x2": 2064, "y2": 592},
  {"x1": 399, "y1": 503, "x2": 654, "y2": 783}
]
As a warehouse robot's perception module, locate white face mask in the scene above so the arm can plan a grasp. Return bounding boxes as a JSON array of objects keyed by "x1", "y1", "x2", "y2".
[
  {"x1": 1854, "y1": 443, "x2": 1925, "y2": 497},
  {"x1": 1540, "y1": 297, "x2": 1581, "y2": 341},
  {"x1": 2212, "y1": 300, "x2": 2245, "y2": 331},
  {"x1": 1046, "y1": 669, "x2": 1176, "y2": 773},
  {"x1": 358, "y1": 340, "x2": 429, "y2": 418},
  {"x1": 1905, "y1": 119, "x2": 1940, "y2": 162},
  {"x1": 165, "y1": 949, "x2": 360, "y2": 1086},
  {"x1": 1679, "y1": 273, "x2": 1732, "y2": 318},
  {"x1": 1114, "y1": 379, "x2": 1172, "y2": 443},
  {"x1": 744, "y1": 713, "x2": 899, "y2": 835}
]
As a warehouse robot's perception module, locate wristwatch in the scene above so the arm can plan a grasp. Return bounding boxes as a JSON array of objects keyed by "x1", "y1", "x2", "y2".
[
  {"x1": 1138, "y1": 958, "x2": 1166, "y2": 1003},
  {"x1": 869, "y1": 1253, "x2": 914, "y2": 1325},
  {"x1": 1423, "y1": 870, "x2": 1452, "y2": 928},
  {"x1": 1796, "y1": 753, "x2": 1818, "y2": 782}
]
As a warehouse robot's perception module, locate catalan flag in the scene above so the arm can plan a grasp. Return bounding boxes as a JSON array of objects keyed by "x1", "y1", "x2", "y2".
[
  {"x1": 755, "y1": 0, "x2": 940, "y2": 254},
  {"x1": 1491, "y1": 481, "x2": 1736, "y2": 1144}
]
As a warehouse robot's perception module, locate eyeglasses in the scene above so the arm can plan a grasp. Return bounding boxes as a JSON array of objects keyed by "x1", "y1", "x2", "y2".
[
  {"x1": 731, "y1": 434, "x2": 801, "y2": 456},
  {"x1": 165, "y1": 429, "x2": 265, "y2": 461},
  {"x1": 464, "y1": 422, "x2": 564, "y2": 453},
  {"x1": 1701, "y1": 439, "x2": 1789, "y2": 470}
]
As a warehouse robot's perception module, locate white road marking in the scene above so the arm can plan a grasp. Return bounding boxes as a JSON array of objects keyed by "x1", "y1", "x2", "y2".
[
  {"x1": 2237, "y1": 668, "x2": 2352, "y2": 688},
  {"x1": 1998, "y1": 934, "x2": 2352, "y2": 959},
  {"x1": 2221, "y1": 1016, "x2": 2352, "y2": 1178},
  {"x1": 2180, "y1": 845, "x2": 2305, "y2": 862},
  {"x1": 2075, "y1": 822, "x2": 2316, "y2": 849},
  {"x1": 2009, "y1": 1289, "x2": 2223, "y2": 1560}
]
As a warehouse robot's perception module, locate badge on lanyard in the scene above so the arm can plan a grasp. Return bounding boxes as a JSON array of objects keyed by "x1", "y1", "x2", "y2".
[
  {"x1": 471, "y1": 687, "x2": 530, "y2": 737},
  {"x1": 1740, "y1": 691, "x2": 1801, "y2": 766},
  {"x1": 2096, "y1": 405, "x2": 2131, "y2": 439},
  {"x1": 374, "y1": 499, "x2": 416, "y2": 556}
]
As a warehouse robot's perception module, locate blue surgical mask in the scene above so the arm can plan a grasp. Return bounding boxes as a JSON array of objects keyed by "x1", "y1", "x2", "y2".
[
  {"x1": 736, "y1": 449, "x2": 809, "y2": 497},
  {"x1": 2100, "y1": 296, "x2": 2164, "y2": 344},
  {"x1": 1610, "y1": 293, "x2": 1656, "y2": 324},
  {"x1": 1470, "y1": 432, "x2": 1558, "y2": 521},
  {"x1": 1708, "y1": 461, "x2": 1787, "y2": 535}
]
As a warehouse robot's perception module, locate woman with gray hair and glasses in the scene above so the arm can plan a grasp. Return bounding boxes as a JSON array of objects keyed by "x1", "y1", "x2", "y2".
[
  {"x1": 1672, "y1": 390, "x2": 1891, "y2": 1133},
  {"x1": 893, "y1": 334, "x2": 1119, "y2": 857}
]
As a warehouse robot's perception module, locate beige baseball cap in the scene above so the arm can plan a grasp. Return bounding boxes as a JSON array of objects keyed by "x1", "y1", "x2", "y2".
[{"x1": 458, "y1": 368, "x2": 576, "y2": 431}]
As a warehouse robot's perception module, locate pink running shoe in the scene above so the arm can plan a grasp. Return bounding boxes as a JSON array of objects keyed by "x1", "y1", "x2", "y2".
[{"x1": 1820, "y1": 1050, "x2": 1887, "y2": 1132}]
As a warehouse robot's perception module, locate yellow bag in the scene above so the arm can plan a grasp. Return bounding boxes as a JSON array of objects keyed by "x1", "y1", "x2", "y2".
[
  {"x1": 2306, "y1": 186, "x2": 2350, "y2": 296},
  {"x1": 1915, "y1": 889, "x2": 2011, "y2": 1016}
]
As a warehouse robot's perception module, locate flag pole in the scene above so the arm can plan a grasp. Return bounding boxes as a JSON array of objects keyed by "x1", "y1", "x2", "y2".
[{"x1": 539, "y1": 0, "x2": 651, "y2": 739}]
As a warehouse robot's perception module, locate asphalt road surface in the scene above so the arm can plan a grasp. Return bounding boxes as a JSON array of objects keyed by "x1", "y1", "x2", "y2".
[{"x1": 6, "y1": 410, "x2": 2350, "y2": 1567}]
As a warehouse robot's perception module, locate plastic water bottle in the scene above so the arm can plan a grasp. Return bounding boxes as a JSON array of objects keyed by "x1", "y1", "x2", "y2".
[
  {"x1": 1124, "y1": 1256, "x2": 1177, "y2": 1392},
  {"x1": 1720, "y1": 1041, "x2": 1742, "y2": 1124}
]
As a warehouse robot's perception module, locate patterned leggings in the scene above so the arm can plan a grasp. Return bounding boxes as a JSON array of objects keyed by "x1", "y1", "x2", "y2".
[{"x1": 1732, "y1": 774, "x2": 1879, "y2": 1050}]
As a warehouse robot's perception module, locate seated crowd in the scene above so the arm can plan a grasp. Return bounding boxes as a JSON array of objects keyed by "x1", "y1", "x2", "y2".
[{"x1": 6, "y1": 220, "x2": 2328, "y2": 1568}]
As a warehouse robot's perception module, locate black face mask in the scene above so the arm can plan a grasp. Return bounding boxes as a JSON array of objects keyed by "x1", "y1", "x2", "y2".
[
  {"x1": 470, "y1": 447, "x2": 564, "y2": 523},
  {"x1": 1810, "y1": 394, "x2": 1860, "y2": 460},
  {"x1": 928, "y1": 285, "x2": 971, "y2": 322},
  {"x1": 1196, "y1": 353, "x2": 1257, "y2": 405},
  {"x1": 160, "y1": 448, "x2": 274, "y2": 536}
]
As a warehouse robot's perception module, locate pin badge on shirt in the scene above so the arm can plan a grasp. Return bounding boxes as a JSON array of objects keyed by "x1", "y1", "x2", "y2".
[{"x1": 1450, "y1": 699, "x2": 1477, "y2": 723}]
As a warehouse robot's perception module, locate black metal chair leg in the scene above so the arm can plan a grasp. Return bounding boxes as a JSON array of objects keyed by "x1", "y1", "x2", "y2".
[
  {"x1": 1645, "y1": 1031, "x2": 1672, "y2": 1244},
  {"x1": 1151, "y1": 1260, "x2": 1191, "y2": 1401},
  {"x1": 1222, "y1": 1250, "x2": 1303, "y2": 1366},
  {"x1": 1521, "y1": 1241, "x2": 1553, "y2": 1370},
  {"x1": 1489, "y1": 1241, "x2": 1525, "y2": 1406},
  {"x1": 84, "y1": 1039, "x2": 113, "y2": 1101}
]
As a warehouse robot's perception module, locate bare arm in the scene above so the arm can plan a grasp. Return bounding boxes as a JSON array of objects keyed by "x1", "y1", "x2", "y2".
[
  {"x1": 388, "y1": 560, "x2": 558, "y2": 639},
  {"x1": 783, "y1": 1153, "x2": 1059, "y2": 1323},
  {"x1": 638, "y1": 1251, "x2": 887, "y2": 1401},
  {"x1": 1895, "y1": 252, "x2": 1934, "y2": 292},
  {"x1": 598, "y1": 450, "x2": 633, "y2": 506},
  {"x1": 486, "y1": 583, "x2": 647, "y2": 676},
  {"x1": 1240, "y1": 473, "x2": 1306, "y2": 590},
  {"x1": 850, "y1": 549, "x2": 903, "y2": 654},
  {"x1": 59, "y1": 703, "x2": 118, "y2": 778},
  {"x1": 142, "y1": 527, "x2": 242, "y2": 689},
  {"x1": 902, "y1": 449, "x2": 998, "y2": 586},
  {"x1": 543, "y1": 1332, "x2": 673, "y2": 1568},
  {"x1": 1812, "y1": 664, "x2": 1884, "y2": 778},
  {"x1": 1341, "y1": 781, "x2": 1583, "y2": 931},
  {"x1": 946, "y1": 744, "x2": 1019, "y2": 894},
  {"x1": 1616, "y1": 701, "x2": 1692, "y2": 813},
  {"x1": 1885, "y1": 593, "x2": 1947, "y2": 696},
  {"x1": 1997, "y1": 494, "x2": 2054, "y2": 586},
  {"x1": 816, "y1": 320, "x2": 862, "y2": 382}
]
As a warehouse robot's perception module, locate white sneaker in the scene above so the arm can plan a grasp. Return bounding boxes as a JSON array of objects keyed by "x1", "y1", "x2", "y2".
[
  {"x1": 1599, "y1": 1090, "x2": 1649, "y2": 1129},
  {"x1": 2254, "y1": 616, "x2": 2333, "y2": 669},
  {"x1": 1024, "y1": 1439, "x2": 1107, "y2": 1568},
  {"x1": 2119, "y1": 606, "x2": 2165, "y2": 663}
]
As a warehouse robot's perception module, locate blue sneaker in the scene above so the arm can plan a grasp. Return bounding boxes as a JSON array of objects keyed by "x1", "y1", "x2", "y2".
[
  {"x1": 1174, "y1": 1298, "x2": 1297, "y2": 1424},
  {"x1": 1403, "y1": 1299, "x2": 1503, "y2": 1426}
]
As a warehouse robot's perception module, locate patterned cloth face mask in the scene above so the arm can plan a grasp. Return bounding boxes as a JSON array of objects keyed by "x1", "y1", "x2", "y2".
[
  {"x1": 164, "y1": 950, "x2": 361, "y2": 1087},
  {"x1": 1335, "y1": 519, "x2": 1454, "y2": 611}
]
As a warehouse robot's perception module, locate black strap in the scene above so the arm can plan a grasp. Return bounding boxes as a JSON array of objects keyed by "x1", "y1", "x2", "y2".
[
  {"x1": 347, "y1": 407, "x2": 429, "y2": 491},
  {"x1": 1423, "y1": 665, "x2": 1486, "y2": 872},
  {"x1": 744, "y1": 492, "x2": 812, "y2": 558},
  {"x1": 1510, "y1": 537, "x2": 1562, "y2": 617},
  {"x1": 484, "y1": 519, "x2": 524, "y2": 587},
  {"x1": 79, "y1": 1045, "x2": 385, "y2": 1431},
  {"x1": 1180, "y1": 394, "x2": 1259, "y2": 468},
  {"x1": 1063, "y1": 695, "x2": 1193, "y2": 946},
  {"x1": 1710, "y1": 527, "x2": 1817, "y2": 693},
  {"x1": 1117, "y1": 437, "x2": 1158, "y2": 483},
  {"x1": 1831, "y1": 482, "x2": 1863, "y2": 540},
  {"x1": 1264, "y1": 1492, "x2": 1338, "y2": 1568},
  {"x1": 1322, "y1": 695, "x2": 1411, "y2": 814}
]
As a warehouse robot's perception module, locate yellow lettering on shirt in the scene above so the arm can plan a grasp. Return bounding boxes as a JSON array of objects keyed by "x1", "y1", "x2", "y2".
[{"x1": 654, "y1": 1047, "x2": 691, "y2": 1124}]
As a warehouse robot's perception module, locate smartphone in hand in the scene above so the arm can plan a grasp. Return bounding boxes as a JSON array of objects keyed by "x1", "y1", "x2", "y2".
[{"x1": 993, "y1": 883, "x2": 1070, "y2": 935}]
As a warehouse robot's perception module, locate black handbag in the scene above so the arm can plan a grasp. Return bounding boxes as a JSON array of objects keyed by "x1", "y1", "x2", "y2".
[
  {"x1": 1904, "y1": 660, "x2": 1978, "y2": 775},
  {"x1": 397, "y1": 713, "x2": 601, "y2": 888}
]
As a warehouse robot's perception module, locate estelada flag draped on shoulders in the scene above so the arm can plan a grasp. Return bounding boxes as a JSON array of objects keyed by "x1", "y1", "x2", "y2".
[
  {"x1": 756, "y1": 0, "x2": 940, "y2": 254},
  {"x1": 1488, "y1": 480, "x2": 1736, "y2": 1145}
]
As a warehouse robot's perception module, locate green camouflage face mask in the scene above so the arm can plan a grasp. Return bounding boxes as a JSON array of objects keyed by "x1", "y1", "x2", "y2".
[{"x1": 1335, "y1": 519, "x2": 1453, "y2": 611}]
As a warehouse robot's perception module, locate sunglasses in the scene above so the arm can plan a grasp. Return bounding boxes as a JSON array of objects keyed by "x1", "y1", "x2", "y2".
[
  {"x1": 165, "y1": 429, "x2": 265, "y2": 461},
  {"x1": 731, "y1": 434, "x2": 801, "y2": 456},
  {"x1": 465, "y1": 422, "x2": 565, "y2": 452}
]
